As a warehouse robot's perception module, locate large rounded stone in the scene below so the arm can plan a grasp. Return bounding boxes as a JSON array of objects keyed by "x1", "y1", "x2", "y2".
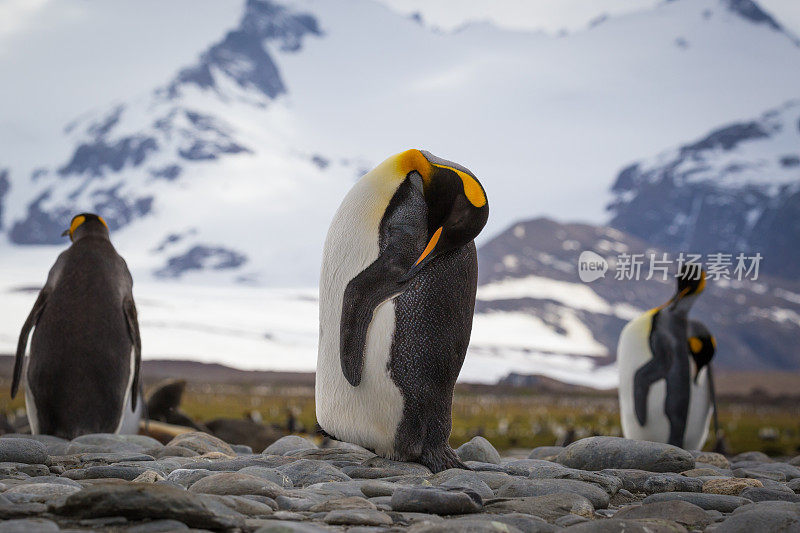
[
  {"x1": 263, "y1": 436, "x2": 317, "y2": 456},
  {"x1": 167, "y1": 432, "x2": 234, "y2": 456},
  {"x1": 49, "y1": 481, "x2": 244, "y2": 529},
  {"x1": 0, "y1": 439, "x2": 48, "y2": 465},
  {"x1": 740, "y1": 487, "x2": 800, "y2": 503},
  {"x1": 391, "y1": 486, "x2": 482, "y2": 514},
  {"x1": 614, "y1": 500, "x2": 712, "y2": 528},
  {"x1": 2, "y1": 483, "x2": 81, "y2": 503},
  {"x1": 484, "y1": 492, "x2": 594, "y2": 522},
  {"x1": 496, "y1": 478, "x2": 610, "y2": 509},
  {"x1": 562, "y1": 518, "x2": 689, "y2": 532},
  {"x1": 188, "y1": 472, "x2": 284, "y2": 498},
  {"x1": 276, "y1": 459, "x2": 350, "y2": 487},
  {"x1": 555, "y1": 437, "x2": 694, "y2": 473},
  {"x1": 456, "y1": 437, "x2": 501, "y2": 465},
  {"x1": 643, "y1": 491, "x2": 752, "y2": 512}
]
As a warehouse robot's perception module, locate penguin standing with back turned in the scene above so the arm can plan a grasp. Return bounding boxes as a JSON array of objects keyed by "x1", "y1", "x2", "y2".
[
  {"x1": 617, "y1": 265, "x2": 718, "y2": 450},
  {"x1": 316, "y1": 149, "x2": 488, "y2": 472},
  {"x1": 12, "y1": 213, "x2": 142, "y2": 439}
]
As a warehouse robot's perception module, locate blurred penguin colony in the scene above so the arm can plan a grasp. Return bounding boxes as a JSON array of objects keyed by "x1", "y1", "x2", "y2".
[{"x1": 9, "y1": 149, "x2": 724, "y2": 463}]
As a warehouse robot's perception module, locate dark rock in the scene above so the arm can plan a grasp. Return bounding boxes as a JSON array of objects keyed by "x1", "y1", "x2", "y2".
[
  {"x1": 456, "y1": 437, "x2": 501, "y2": 465},
  {"x1": 600, "y1": 469, "x2": 654, "y2": 493},
  {"x1": 496, "y1": 477, "x2": 609, "y2": 509},
  {"x1": 391, "y1": 486, "x2": 482, "y2": 515},
  {"x1": 62, "y1": 464, "x2": 157, "y2": 481},
  {"x1": 154, "y1": 446, "x2": 199, "y2": 459},
  {"x1": 505, "y1": 459, "x2": 621, "y2": 494},
  {"x1": 2, "y1": 482, "x2": 81, "y2": 503},
  {"x1": 323, "y1": 508, "x2": 393, "y2": 526},
  {"x1": 180, "y1": 455, "x2": 294, "y2": 471},
  {"x1": 50, "y1": 481, "x2": 245, "y2": 529},
  {"x1": 126, "y1": 519, "x2": 190, "y2": 532},
  {"x1": 0, "y1": 502, "x2": 48, "y2": 519},
  {"x1": 276, "y1": 459, "x2": 350, "y2": 487},
  {"x1": 0, "y1": 518, "x2": 60, "y2": 532},
  {"x1": 484, "y1": 492, "x2": 594, "y2": 522},
  {"x1": 788, "y1": 478, "x2": 800, "y2": 494},
  {"x1": 614, "y1": 500, "x2": 712, "y2": 528},
  {"x1": 562, "y1": 518, "x2": 688, "y2": 532},
  {"x1": 528, "y1": 446, "x2": 565, "y2": 461},
  {"x1": 164, "y1": 432, "x2": 233, "y2": 456},
  {"x1": 731, "y1": 451, "x2": 772, "y2": 464},
  {"x1": 165, "y1": 468, "x2": 216, "y2": 488},
  {"x1": 287, "y1": 447, "x2": 374, "y2": 463},
  {"x1": 1, "y1": 435, "x2": 69, "y2": 457},
  {"x1": 643, "y1": 473, "x2": 703, "y2": 494},
  {"x1": 188, "y1": 472, "x2": 285, "y2": 498},
  {"x1": 361, "y1": 456, "x2": 431, "y2": 475},
  {"x1": 474, "y1": 471, "x2": 513, "y2": 490},
  {"x1": 360, "y1": 480, "x2": 399, "y2": 498},
  {"x1": 413, "y1": 518, "x2": 524, "y2": 532},
  {"x1": 734, "y1": 467, "x2": 786, "y2": 482},
  {"x1": 309, "y1": 496, "x2": 376, "y2": 512},
  {"x1": 238, "y1": 466, "x2": 293, "y2": 488},
  {"x1": 0, "y1": 462, "x2": 49, "y2": 477},
  {"x1": 0, "y1": 439, "x2": 48, "y2": 465},
  {"x1": 450, "y1": 512, "x2": 558, "y2": 532},
  {"x1": 740, "y1": 487, "x2": 800, "y2": 503},
  {"x1": 643, "y1": 491, "x2": 751, "y2": 512},
  {"x1": 252, "y1": 521, "x2": 330, "y2": 532},
  {"x1": 436, "y1": 472, "x2": 494, "y2": 501},
  {"x1": 713, "y1": 505, "x2": 800, "y2": 532},
  {"x1": 555, "y1": 437, "x2": 694, "y2": 473}
]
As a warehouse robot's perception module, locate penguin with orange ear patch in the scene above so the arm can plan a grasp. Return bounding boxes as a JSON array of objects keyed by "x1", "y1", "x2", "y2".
[
  {"x1": 617, "y1": 265, "x2": 714, "y2": 450},
  {"x1": 12, "y1": 213, "x2": 142, "y2": 439},
  {"x1": 316, "y1": 150, "x2": 488, "y2": 472}
]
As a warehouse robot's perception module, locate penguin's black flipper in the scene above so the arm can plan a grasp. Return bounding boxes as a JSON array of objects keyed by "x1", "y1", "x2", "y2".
[
  {"x1": 340, "y1": 177, "x2": 427, "y2": 387},
  {"x1": 124, "y1": 298, "x2": 142, "y2": 411},
  {"x1": 12, "y1": 289, "x2": 48, "y2": 399},
  {"x1": 633, "y1": 318, "x2": 673, "y2": 426}
]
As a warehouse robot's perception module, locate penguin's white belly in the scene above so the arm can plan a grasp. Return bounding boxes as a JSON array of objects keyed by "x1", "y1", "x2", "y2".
[
  {"x1": 316, "y1": 175, "x2": 405, "y2": 457},
  {"x1": 618, "y1": 312, "x2": 711, "y2": 450},
  {"x1": 316, "y1": 299, "x2": 405, "y2": 457}
]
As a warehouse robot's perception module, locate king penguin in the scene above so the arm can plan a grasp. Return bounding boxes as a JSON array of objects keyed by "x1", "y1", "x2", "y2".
[
  {"x1": 316, "y1": 149, "x2": 488, "y2": 472},
  {"x1": 617, "y1": 265, "x2": 716, "y2": 450},
  {"x1": 12, "y1": 213, "x2": 142, "y2": 439}
]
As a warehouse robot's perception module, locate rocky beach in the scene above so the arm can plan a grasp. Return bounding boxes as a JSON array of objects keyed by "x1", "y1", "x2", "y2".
[{"x1": 0, "y1": 432, "x2": 797, "y2": 532}]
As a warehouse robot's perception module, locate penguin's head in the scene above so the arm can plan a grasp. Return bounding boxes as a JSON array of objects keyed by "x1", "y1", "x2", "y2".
[
  {"x1": 62, "y1": 213, "x2": 110, "y2": 242},
  {"x1": 687, "y1": 320, "x2": 716, "y2": 383},
  {"x1": 676, "y1": 263, "x2": 706, "y2": 298},
  {"x1": 390, "y1": 149, "x2": 489, "y2": 281}
]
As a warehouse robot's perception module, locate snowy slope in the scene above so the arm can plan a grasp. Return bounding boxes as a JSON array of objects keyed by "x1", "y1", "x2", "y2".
[
  {"x1": 608, "y1": 99, "x2": 800, "y2": 279},
  {"x1": 2, "y1": 0, "x2": 800, "y2": 286}
]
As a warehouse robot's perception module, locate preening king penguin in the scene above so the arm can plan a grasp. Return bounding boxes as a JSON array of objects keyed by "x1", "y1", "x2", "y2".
[
  {"x1": 617, "y1": 265, "x2": 717, "y2": 450},
  {"x1": 316, "y1": 149, "x2": 488, "y2": 472},
  {"x1": 12, "y1": 213, "x2": 142, "y2": 439}
]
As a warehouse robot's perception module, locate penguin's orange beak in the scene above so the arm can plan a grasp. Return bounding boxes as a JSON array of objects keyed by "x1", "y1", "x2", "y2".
[{"x1": 399, "y1": 226, "x2": 443, "y2": 282}]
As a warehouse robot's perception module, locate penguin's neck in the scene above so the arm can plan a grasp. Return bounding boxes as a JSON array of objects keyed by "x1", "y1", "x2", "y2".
[{"x1": 667, "y1": 293, "x2": 697, "y2": 318}]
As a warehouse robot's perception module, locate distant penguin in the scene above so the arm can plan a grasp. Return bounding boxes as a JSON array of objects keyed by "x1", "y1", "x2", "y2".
[
  {"x1": 617, "y1": 265, "x2": 714, "y2": 450},
  {"x1": 12, "y1": 213, "x2": 142, "y2": 439},
  {"x1": 316, "y1": 149, "x2": 488, "y2": 472}
]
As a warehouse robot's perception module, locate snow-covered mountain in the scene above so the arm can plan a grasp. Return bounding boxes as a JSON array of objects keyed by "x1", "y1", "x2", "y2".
[
  {"x1": 2, "y1": 0, "x2": 800, "y2": 286},
  {"x1": 478, "y1": 217, "x2": 800, "y2": 374},
  {"x1": 608, "y1": 99, "x2": 800, "y2": 280}
]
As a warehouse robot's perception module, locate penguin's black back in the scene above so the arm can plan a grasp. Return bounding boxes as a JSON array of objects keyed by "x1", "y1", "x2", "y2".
[
  {"x1": 389, "y1": 242, "x2": 477, "y2": 463},
  {"x1": 28, "y1": 236, "x2": 134, "y2": 439}
]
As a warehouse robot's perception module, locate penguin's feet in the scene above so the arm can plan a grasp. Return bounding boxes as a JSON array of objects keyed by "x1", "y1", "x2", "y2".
[{"x1": 419, "y1": 444, "x2": 469, "y2": 473}]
